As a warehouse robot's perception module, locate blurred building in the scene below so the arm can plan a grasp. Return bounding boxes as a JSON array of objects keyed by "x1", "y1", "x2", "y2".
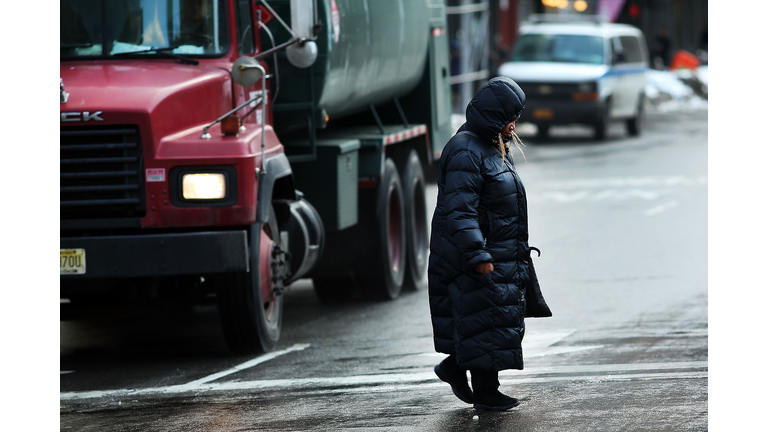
[{"x1": 446, "y1": 0, "x2": 708, "y2": 112}]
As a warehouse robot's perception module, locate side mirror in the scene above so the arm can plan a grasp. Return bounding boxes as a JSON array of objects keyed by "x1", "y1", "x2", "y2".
[
  {"x1": 232, "y1": 56, "x2": 263, "y2": 87},
  {"x1": 287, "y1": 0, "x2": 318, "y2": 68},
  {"x1": 290, "y1": 0, "x2": 315, "y2": 40},
  {"x1": 286, "y1": 40, "x2": 318, "y2": 68}
]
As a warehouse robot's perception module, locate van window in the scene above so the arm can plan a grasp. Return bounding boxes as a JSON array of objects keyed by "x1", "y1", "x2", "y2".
[
  {"x1": 511, "y1": 34, "x2": 604, "y2": 65},
  {"x1": 610, "y1": 37, "x2": 623, "y2": 64},
  {"x1": 618, "y1": 36, "x2": 643, "y2": 63}
]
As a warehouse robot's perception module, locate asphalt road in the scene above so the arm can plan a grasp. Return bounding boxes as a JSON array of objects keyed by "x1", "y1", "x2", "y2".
[{"x1": 60, "y1": 110, "x2": 708, "y2": 431}]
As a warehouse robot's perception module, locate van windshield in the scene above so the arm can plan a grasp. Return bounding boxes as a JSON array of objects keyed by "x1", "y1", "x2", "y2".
[
  {"x1": 61, "y1": 0, "x2": 229, "y2": 58},
  {"x1": 510, "y1": 34, "x2": 605, "y2": 65}
]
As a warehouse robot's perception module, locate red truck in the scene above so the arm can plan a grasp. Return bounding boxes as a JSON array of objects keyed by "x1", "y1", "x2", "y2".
[{"x1": 60, "y1": 0, "x2": 452, "y2": 353}]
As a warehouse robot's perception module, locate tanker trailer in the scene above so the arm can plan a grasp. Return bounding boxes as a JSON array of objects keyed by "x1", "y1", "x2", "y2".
[{"x1": 256, "y1": 0, "x2": 453, "y2": 301}]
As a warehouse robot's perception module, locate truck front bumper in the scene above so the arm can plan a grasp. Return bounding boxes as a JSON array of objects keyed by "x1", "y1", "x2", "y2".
[{"x1": 60, "y1": 231, "x2": 249, "y2": 279}]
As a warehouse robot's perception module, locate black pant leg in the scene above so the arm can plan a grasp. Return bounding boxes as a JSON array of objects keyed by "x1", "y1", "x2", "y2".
[{"x1": 470, "y1": 369, "x2": 499, "y2": 391}]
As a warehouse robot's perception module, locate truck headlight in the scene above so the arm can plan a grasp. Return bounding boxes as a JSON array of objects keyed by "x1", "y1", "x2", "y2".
[
  {"x1": 183, "y1": 173, "x2": 226, "y2": 199},
  {"x1": 169, "y1": 166, "x2": 238, "y2": 207}
]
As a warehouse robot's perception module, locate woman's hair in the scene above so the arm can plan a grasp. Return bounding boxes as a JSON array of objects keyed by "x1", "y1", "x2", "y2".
[{"x1": 498, "y1": 130, "x2": 526, "y2": 164}]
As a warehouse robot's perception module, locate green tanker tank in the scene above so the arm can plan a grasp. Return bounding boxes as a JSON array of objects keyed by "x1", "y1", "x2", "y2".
[
  {"x1": 262, "y1": 0, "x2": 452, "y2": 154},
  {"x1": 256, "y1": 0, "x2": 452, "y2": 302}
]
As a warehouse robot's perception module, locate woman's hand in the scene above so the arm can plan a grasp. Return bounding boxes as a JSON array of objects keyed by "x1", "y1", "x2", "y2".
[{"x1": 476, "y1": 262, "x2": 494, "y2": 274}]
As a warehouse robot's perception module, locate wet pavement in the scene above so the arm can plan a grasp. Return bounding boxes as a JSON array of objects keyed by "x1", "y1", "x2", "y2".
[{"x1": 60, "y1": 110, "x2": 708, "y2": 431}]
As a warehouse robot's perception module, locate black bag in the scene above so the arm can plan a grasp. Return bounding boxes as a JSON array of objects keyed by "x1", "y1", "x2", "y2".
[{"x1": 525, "y1": 248, "x2": 552, "y2": 318}]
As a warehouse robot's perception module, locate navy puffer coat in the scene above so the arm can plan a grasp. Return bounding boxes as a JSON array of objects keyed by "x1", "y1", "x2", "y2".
[{"x1": 428, "y1": 77, "x2": 534, "y2": 372}]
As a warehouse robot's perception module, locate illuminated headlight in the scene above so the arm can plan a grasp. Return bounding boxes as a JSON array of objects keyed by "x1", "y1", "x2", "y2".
[
  {"x1": 183, "y1": 173, "x2": 226, "y2": 199},
  {"x1": 170, "y1": 166, "x2": 237, "y2": 207}
]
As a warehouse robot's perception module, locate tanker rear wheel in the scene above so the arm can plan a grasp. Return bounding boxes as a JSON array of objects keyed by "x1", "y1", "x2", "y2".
[
  {"x1": 215, "y1": 205, "x2": 284, "y2": 353},
  {"x1": 360, "y1": 158, "x2": 406, "y2": 300},
  {"x1": 399, "y1": 150, "x2": 428, "y2": 291}
]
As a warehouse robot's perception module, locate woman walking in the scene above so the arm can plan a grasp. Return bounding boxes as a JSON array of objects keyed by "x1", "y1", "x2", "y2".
[{"x1": 428, "y1": 76, "x2": 541, "y2": 411}]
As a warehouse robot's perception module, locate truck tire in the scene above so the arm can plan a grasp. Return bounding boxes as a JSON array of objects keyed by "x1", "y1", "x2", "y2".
[
  {"x1": 215, "y1": 205, "x2": 284, "y2": 353},
  {"x1": 400, "y1": 150, "x2": 428, "y2": 291},
  {"x1": 362, "y1": 158, "x2": 406, "y2": 300}
]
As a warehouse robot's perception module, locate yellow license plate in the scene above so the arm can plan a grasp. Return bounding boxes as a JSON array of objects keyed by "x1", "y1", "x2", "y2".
[
  {"x1": 533, "y1": 108, "x2": 554, "y2": 120},
  {"x1": 60, "y1": 249, "x2": 86, "y2": 275}
]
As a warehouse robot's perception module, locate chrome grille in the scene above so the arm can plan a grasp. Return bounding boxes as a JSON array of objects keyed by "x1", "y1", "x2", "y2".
[{"x1": 60, "y1": 126, "x2": 146, "y2": 219}]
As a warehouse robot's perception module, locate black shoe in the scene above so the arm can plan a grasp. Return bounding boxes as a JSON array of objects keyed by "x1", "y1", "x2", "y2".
[
  {"x1": 434, "y1": 363, "x2": 473, "y2": 404},
  {"x1": 473, "y1": 389, "x2": 520, "y2": 411}
]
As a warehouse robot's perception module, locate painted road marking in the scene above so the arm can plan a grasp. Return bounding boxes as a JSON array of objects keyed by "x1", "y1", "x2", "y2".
[
  {"x1": 178, "y1": 343, "x2": 310, "y2": 390},
  {"x1": 60, "y1": 361, "x2": 707, "y2": 401},
  {"x1": 416, "y1": 329, "x2": 602, "y2": 360},
  {"x1": 530, "y1": 175, "x2": 706, "y2": 204},
  {"x1": 645, "y1": 200, "x2": 679, "y2": 216},
  {"x1": 61, "y1": 343, "x2": 309, "y2": 401},
  {"x1": 60, "y1": 330, "x2": 704, "y2": 402},
  {"x1": 522, "y1": 329, "x2": 603, "y2": 358}
]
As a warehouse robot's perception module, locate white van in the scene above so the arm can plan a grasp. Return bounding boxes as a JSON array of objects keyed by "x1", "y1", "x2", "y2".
[{"x1": 498, "y1": 15, "x2": 649, "y2": 140}]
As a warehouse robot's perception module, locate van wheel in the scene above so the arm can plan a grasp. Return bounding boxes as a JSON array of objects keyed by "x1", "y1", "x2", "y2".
[
  {"x1": 594, "y1": 99, "x2": 611, "y2": 140},
  {"x1": 627, "y1": 95, "x2": 645, "y2": 136},
  {"x1": 536, "y1": 124, "x2": 550, "y2": 140}
]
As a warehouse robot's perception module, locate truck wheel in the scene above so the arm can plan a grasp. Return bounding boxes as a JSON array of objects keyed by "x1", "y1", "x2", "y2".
[
  {"x1": 363, "y1": 158, "x2": 406, "y2": 300},
  {"x1": 215, "y1": 205, "x2": 285, "y2": 353},
  {"x1": 400, "y1": 150, "x2": 428, "y2": 291},
  {"x1": 627, "y1": 95, "x2": 645, "y2": 136}
]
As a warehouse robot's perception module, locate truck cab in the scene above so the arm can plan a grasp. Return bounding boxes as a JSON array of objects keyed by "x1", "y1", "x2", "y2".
[{"x1": 60, "y1": 0, "x2": 452, "y2": 354}]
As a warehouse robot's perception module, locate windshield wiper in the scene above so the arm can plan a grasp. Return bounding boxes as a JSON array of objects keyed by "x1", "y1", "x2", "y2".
[{"x1": 113, "y1": 46, "x2": 199, "y2": 66}]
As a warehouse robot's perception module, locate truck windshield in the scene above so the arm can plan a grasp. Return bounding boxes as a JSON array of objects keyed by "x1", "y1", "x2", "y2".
[
  {"x1": 510, "y1": 34, "x2": 605, "y2": 65},
  {"x1": 61, "y1": 0, "x2": 229, "y2": 58}
]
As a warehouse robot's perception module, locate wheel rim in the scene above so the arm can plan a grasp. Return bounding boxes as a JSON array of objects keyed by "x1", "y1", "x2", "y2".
[
  {"x1": 259, "y1": 227, "x2": 278, "y2": 323},
  {"x1": 387, "y1": 185, "x2": 403, "y2": 272}
]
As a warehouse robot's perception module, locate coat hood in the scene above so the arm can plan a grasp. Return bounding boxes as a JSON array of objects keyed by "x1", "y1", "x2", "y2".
[{"x1": 465, "y1": 76, "x2": 526, "y2": 142}]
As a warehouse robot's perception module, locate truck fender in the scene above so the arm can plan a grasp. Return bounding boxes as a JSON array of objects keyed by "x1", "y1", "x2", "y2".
[{"x1": 256, "y1": 153, "x2": 294, "y2": 224}]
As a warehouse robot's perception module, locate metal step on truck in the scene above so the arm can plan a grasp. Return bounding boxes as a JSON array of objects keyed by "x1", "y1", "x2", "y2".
[{"x1": 60, "y1": 0, "x2": 453, "y2": 353}]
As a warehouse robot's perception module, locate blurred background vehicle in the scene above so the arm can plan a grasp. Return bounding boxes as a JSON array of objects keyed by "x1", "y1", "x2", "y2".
[
  {"x1": 446, "y1": 0, "x2": 707, "y2": 125},
  {"x1": 497, "y1": 15, "x2": 648, "y2": 140}
]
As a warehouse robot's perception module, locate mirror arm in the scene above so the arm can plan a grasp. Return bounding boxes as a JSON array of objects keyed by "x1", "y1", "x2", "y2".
[
  {"x1": 253, "y1": 37, "x2": 300, "y2": 60},
  {"x1": 201, "y1": 94, "x2": 264, "y2": 139}
]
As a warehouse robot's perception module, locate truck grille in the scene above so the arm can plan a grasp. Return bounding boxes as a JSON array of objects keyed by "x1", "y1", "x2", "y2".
[{"x1": 60, "y1": 126, "x2": 146, "y2": 219}]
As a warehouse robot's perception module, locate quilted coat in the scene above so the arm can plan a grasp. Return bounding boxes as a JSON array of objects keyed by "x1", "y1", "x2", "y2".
[{"x1": 428, "y1": 77, "x2": 534, "y2": 372}]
